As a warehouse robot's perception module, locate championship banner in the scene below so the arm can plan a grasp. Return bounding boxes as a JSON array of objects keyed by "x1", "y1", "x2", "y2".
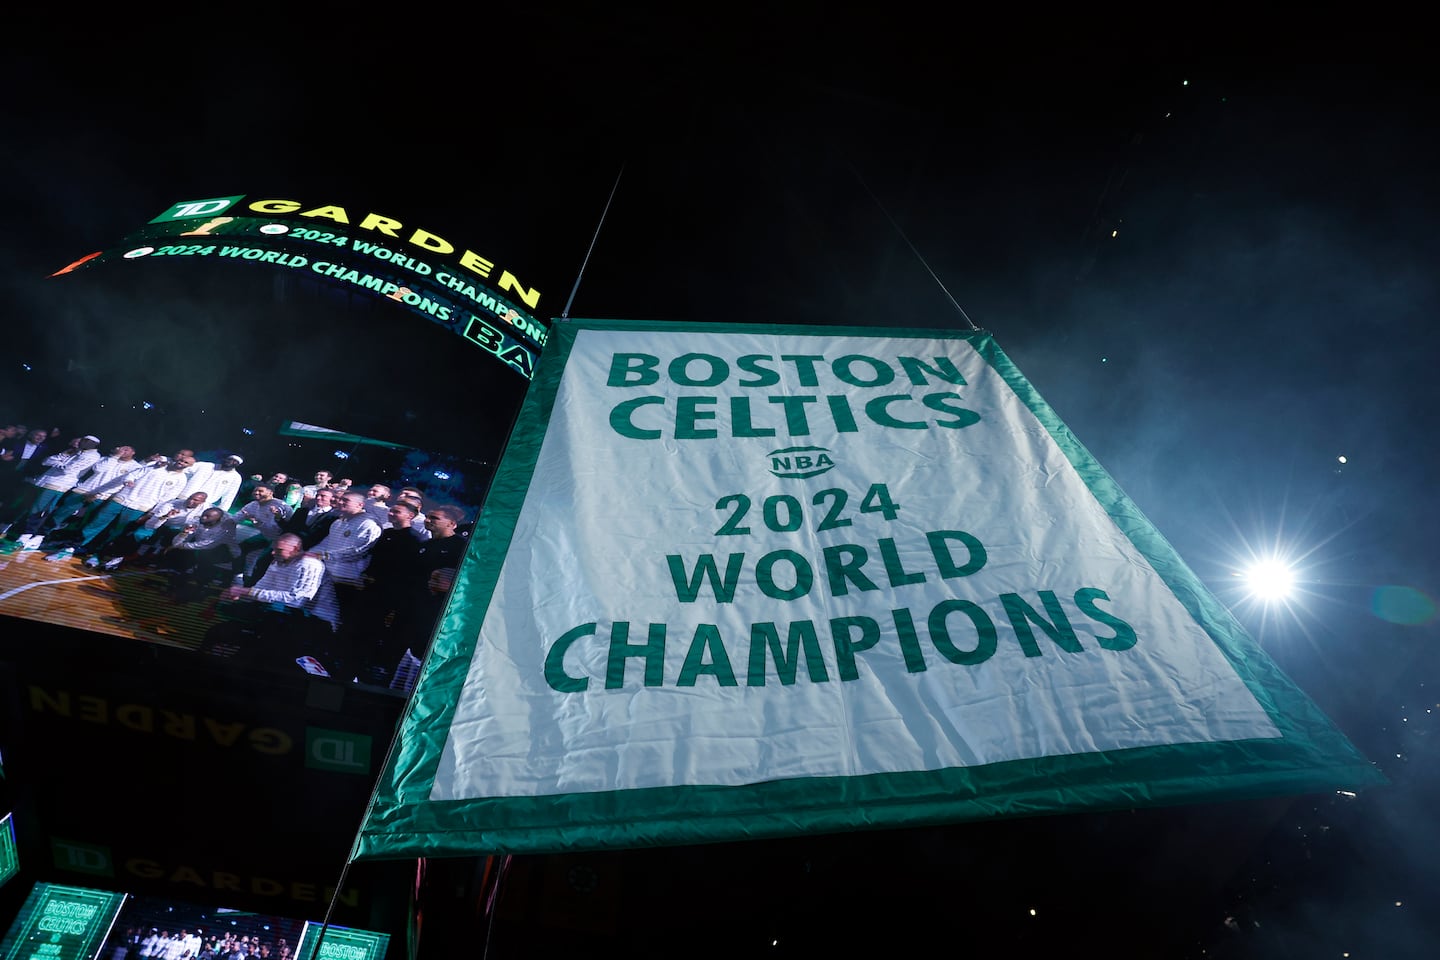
[
  {"x1": 0, "y1": 884, "x2": 126, "y2": 960},
  {"x1": 353, "y1": 320, "x2": 1380, "y2": 859},
  {"x1": 294, "y1": 923, "x2": 390, "y2": 960}
]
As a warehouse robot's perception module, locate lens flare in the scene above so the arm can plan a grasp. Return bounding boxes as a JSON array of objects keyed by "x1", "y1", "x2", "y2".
[
  {"x1": 1371, "y1": 586, "x2": 1437, "y2": 625},
  {"x1": 1245, "y1": 558, "x2": 1296, "y2": 601}
]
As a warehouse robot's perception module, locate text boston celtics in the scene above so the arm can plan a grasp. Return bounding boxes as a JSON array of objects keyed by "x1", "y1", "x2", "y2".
[
  {"x1": 541, "y1": 349, "x2": 1139, "y2": 692},
  {"x1": 604, "y1": 350, "x2": 980, "y2": 439}
]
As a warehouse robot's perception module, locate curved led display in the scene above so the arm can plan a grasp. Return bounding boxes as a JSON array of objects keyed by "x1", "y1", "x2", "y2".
[{"x1": 55, "y1": 195, "x2": 549, "y2": 380}]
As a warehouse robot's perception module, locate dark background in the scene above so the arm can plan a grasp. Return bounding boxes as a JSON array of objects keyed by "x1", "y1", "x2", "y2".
[{"x1": 1, "y1": 9, "x2": 1436, "y2": 958}]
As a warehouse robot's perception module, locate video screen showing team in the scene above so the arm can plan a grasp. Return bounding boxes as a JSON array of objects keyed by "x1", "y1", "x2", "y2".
[
  {"x1": 0, "y1": 424, "x2": 469, "y2": 690},
  {"x1": 108, "y1": 926, "x2": 296, "y2": 960}
]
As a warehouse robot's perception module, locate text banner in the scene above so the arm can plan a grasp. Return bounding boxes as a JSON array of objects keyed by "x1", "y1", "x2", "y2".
[{"x1": 353, "y1": 321, "x2": 1380, "y2": 857}]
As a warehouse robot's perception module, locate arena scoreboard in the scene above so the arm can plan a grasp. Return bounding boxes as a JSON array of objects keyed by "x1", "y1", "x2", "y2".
[{"x1": 53, "y1": 195, "x2": 549, "y2": 379}]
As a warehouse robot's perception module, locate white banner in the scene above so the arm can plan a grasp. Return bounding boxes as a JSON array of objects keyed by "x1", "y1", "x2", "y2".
[{"x1": 354, "y1": 322, "x2": 1378, "y2": 859}]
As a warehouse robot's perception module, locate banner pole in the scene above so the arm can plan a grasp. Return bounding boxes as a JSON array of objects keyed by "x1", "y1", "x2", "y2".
[
  {"x1": 846, "y1": 159, "x2": 981, "y2": 331},
  {"x1": 560, "y1": 163, "x2": 626, "y2": 321}
]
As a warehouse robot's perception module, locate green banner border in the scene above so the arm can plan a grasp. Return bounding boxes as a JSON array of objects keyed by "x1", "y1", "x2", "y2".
[
  {"x1": 0, "y1": 813, "x2": 17, "y2": 890},
  {"x1": 354, "y1": 320, "x2": 1382, "y2": 860}
]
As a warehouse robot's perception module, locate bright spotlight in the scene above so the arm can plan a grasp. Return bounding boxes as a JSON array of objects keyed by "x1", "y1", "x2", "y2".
[{"x1": 1244, "y1": 559, "x2": 1296, "y2": 601}]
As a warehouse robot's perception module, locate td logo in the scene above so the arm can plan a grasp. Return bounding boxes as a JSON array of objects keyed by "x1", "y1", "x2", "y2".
[
  {"x1": 305, "y1": 727, "x2": 372, "y2": 774},
  {"x1": 51, "y1": 838, "x2": 113, "y2": 877},
  {"x1": 150, "y1": 195, "x2": 245, "y2": 224}
]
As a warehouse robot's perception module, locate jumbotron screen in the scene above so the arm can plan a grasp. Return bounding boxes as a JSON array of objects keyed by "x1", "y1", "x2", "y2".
[
  {"x1": 4, "y1": 884, "x2": 382, "y2": 960},
  {"x1": 0, "y1": 194, "x2": 540, "y2": 691}
]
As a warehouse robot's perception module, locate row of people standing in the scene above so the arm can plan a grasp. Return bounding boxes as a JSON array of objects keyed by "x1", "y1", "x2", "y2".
[
  {"x1": 1, "y1": 442, "x2": 247, "y2": 551},
  {"x1": 205, "y1": 488, "x2": 469, "y2": 684},
  {"x1": 0, "y1": 432, "x2": 472, "y2": 688},
  {"x1": 114, "y1": 926, "x2": 291, "y2": 960}
]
